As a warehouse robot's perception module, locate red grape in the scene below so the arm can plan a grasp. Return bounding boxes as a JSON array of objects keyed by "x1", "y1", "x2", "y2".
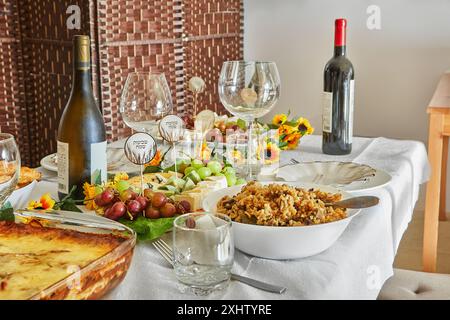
[
  {"x1": 101, "y1": 189, "x2": 115, "y2": 205},
  {"x1": 143, "y1": 189, "x2": 154, "y2": 200},
  {"x1": 120, "y1": 189, "x2": 137, "y2": 202},
  {"x1": 105, "y1": 202, "x2": 127, "y2": 220},
  {"x1": 185, "y1": 217, "x2": 196, "y2": 229},
  {"x1": 160, "y1": 203, "x2": 176, "y2": 218},
  {"x1": 175, "y1": 202, "x2": 186, "y2": 215},
  {"x1": 151, "y1": 192, "x2": 167, "y2": 208},
  {"x1": 94, "y1": 194, "x2": 106, "y2": 207},
  {"x1": 179, "y1": 200, "x2": 191, "y2": 213},
  {"x1": 145, "y1": 206, "x2": 160, "y2": 219},
  {"x1": 135, "y1": 196, "x2": 148, "y2": 209},
  {"x1": 127, "y1": 200, "x2": 142, "y2": 214}
]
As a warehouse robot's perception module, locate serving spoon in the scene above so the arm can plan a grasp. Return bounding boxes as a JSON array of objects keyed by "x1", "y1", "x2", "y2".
[{"x1": 326, "y1": 196, "x2": 379, "y2": 209}]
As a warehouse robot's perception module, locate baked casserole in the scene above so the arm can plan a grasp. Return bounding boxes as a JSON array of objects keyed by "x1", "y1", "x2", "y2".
[{"x1": 0, "y1": 219, "x2": 133, "y2": 300}]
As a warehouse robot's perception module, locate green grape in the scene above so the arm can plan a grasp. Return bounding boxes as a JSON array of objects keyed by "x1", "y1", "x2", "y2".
[
  {"x1": 191, "y1": 159, "x2": 204, "y2": 169},
  {"x1": 184, "y1": 166, "x2": 195, "y2": 176},
  {"x1": 197, "y1": 167, "x2": 212, "y2": 180},
  {"x1": 116, "y1": 180, "x2": 130, "y2": 193},
  {"x1": 215, "y1": 172, "x2": 225, "y2": 177},
  {"x1": 207, "y1": 160, "x2": 222, "y2": 174},
  {"x1": 236, "y1": 178, "x2": 246, "y2": 185},
  {"x1": 225, "y1": 173, "x2": 237, "y2": 187},
  {"x1": 222, "y1": 166, "x2": 236, "y2": 175}
]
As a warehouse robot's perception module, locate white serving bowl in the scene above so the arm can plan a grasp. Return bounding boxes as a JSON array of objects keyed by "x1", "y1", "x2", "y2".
[{"x1": 202, "y1": 181, "x2": 361, "y2": 260}]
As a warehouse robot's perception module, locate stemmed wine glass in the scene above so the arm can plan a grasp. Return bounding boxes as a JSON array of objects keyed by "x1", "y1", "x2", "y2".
[
  {"x1": 0, "y1": 133, "x2": 20, "y2": 206},
  {"x1": 218, "y1": 61, "x2": 280, "y2": 179},
  {"x1": 119, "y1": 72, "x2": 173, "y2": 138}
]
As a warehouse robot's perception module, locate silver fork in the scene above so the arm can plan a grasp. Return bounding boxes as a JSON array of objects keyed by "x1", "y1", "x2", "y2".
[
  {"x1": 271, "y1": 158, "x2": 299, "y2": 175},
  {"x1": 152, "y1": 238, "x2": 287, "y2": 294}
]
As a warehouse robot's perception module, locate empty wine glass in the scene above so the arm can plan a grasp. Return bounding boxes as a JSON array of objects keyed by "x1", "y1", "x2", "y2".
[
  {"x1": 0, "y1": 133, "x2": 20, "y2": 206},
  {"x1": 119, "y1": 72, "x2": 173, "y2": 137},
  {"x1": 218, "y1": 61, "x2": 280, "y2": 179}
]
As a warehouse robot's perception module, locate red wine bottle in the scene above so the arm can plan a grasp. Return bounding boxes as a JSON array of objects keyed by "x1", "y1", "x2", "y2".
[{"x1": 322, "y1": 18, "x2": 355, "y2": 155}]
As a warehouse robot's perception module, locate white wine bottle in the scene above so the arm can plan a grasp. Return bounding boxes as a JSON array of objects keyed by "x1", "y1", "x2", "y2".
[{"x1": 57, "y1": 35, "x2": 107, "y2": 200}]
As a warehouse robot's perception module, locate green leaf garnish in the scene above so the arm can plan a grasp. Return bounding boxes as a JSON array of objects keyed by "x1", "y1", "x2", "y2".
[
  {"x1": 119, "y1": 216, "x2": 176, "y2": 241},
  {"x1": 0, "y1": 202, "x2": 14, "y2": 221}
]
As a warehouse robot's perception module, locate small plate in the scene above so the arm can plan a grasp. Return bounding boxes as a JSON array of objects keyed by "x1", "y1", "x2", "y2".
[
  {"x1": 40, "y1": 153, "x2": 57, "y2": 172},
  {"x1": 276, "y1": 161, "x2": 392, "y2": 192},
  {"x1": 40, "y1": 150, "x2": 140, "y2": 174}
]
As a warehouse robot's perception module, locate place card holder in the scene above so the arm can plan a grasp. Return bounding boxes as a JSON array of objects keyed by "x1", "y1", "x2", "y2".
[
  {"x1": 124, "y1": 132, "x2": 157, "y2": 193},
  {"x1": 159, "y1": 115, "x2": 185, "y2": 172}
]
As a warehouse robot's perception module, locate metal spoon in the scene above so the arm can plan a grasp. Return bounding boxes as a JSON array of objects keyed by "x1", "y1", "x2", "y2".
[{"x1": 326, "y1": 196, "x2": 379, "y2": 209}]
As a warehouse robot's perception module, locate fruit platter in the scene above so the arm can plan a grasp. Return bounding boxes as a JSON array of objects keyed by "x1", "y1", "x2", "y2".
[{"x1": 76, "y1": 157, "x2": 245, "y2": 240}]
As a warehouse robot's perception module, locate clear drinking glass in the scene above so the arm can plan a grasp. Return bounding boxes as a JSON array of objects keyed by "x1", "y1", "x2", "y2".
[
  {"x1": 218, "y1": 61, "x2": 280, "y2": 179},
  {"x1": 119, "y1": 72, "x2": 173, "y2": 137},
  {"x1": 0, "y1": 133, "x2": 20, "y2": 206},
  {"x1": 173, "y1": 212, "x2": 234, "y2": 296}
]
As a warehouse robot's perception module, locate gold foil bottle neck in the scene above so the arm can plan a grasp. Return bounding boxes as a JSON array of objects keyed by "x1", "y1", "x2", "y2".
[{"x1": 74, "y1": 35, "x2": 90, "y2": 70}]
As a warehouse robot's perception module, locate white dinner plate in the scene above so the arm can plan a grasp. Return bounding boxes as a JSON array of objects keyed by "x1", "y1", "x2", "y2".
[{"x1": 276, "y1": 161, "x2": 392, "y2": 192}]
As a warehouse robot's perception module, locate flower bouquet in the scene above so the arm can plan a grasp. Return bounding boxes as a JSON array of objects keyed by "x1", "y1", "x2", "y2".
[{"x1": 267, "y1": 112, "x2": 314, "y2": 150}]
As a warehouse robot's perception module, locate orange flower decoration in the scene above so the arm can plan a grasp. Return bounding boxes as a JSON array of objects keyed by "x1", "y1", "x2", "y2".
[
  {"x1": 83, "y1": 182, "x2": 98, "y2": 211},
  {"x1": 278, "y1": 124, "x2": 296, "y2": 136},
  {"x1": 283, "y1": 132, "x2": 302, "y2": 150},
  {"x1": 27, "y1": 193, "x2": 56, "y2": 210},
  {"x1": 146, "y1": 150, "x2": 162, "y2": 167},
  {"x1": 273, "y1": 114, "x2": 287, "y2": 126}
]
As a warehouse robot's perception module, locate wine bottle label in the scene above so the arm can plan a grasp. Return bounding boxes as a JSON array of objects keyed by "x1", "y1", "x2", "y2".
[
  {"x1": 57, "y1": 141, "x2": 69, "y2": 194},
  {"x1": 348, "y1": 80, "x2": 355, "y2": 144},
  {"x1": 322, "y1": 91, "x2": 333, "y2": 133},
  {"x1": 90, "y1": 141, "x2": 107, "y2": 185},
  {"x1": 57, "y1": 140, "x2": 107, "y2": 194}
]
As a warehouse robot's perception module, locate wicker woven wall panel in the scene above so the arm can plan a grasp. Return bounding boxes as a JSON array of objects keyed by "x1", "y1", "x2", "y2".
[
  {"x1": 182, "y1": 0, "x2": 243, "y2": 116},
  {"x1": 99, "y1": 43, "x2": 181, "y2": 140},
  {"x1": 96, "y1": 0, "x2": 183, "y2": 141},
  {"x1": 18, "y1": 0, "x2": 92, "y2": 166},
  {"x1": 0, "y1": 0, "x2": 29, "y2": 163},
  {"x1": 183, "y1": 36, "x2": 242, "y2": 115}
]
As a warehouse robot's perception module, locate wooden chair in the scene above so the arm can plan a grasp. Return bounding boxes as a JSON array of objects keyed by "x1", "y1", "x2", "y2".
[{"x1": 424, "y1": 71, "x2": 450, "y2": 272}]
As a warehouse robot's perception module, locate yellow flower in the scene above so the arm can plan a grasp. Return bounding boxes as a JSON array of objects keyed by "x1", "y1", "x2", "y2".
[
  {"x1": 278, "y1": 124, "x2": 296, "y2": 136},
  {"x1": 27, "y1": 200, "x2": 43, "y2": 210},
  {"x1": 40, "y1": 193, "x2": 55, "y2": 210},
  {"x1": 113, "y1": 172, "x2": 129, "y2": 183},
  {"x1": 283, "y1": 132, "x2": 302, "y2": 150},
  {"x1": 83, "y1": 182, "x2": 98, "y2": 211},
  {"x1": 272, "y1": 114, "x2": 287, "y2": 126},
  {"x1": 27, "y1": 193, "x2": 56, "y2": 210},
  {"x1": 264, "y1": 142, "x2": 280, "y2": 164},
  {"x1": 296, "y1": 117, "x2": 314, "y2": 135}
]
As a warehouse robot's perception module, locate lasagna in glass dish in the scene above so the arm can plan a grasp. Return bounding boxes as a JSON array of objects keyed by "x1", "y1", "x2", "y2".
[{"x1": 0, "y1": 210, "x2": 136, "y2": 300}]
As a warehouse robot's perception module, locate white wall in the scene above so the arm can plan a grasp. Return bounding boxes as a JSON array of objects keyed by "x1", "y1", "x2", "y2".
[{"x1": 244, "y1": 0, "x2": 450, "y2": 209}]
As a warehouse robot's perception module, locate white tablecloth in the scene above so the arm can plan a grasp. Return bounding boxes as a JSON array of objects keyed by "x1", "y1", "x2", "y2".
[{"x1": 19, "y1": 135, "x2": 429, "y2": 300}]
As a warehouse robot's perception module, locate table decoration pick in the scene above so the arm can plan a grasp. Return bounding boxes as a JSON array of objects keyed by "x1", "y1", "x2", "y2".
[
  {"x1": 158, "y1": 115, "x2": 185, "y2": 172},
  {"x1": 124, "y1": 132, "x2": 157, "y2": 193},
  {"x1": 194, "y1": 109, "x2": 215, "y2": 159},
  {"x1": 188, "y1": 76, "x2": 206, "y2": 116}
]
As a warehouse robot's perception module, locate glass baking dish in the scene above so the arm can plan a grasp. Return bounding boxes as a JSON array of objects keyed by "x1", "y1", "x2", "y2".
[{"x1": 10, "y1": 209, "x2": 136, "y2": 300}]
